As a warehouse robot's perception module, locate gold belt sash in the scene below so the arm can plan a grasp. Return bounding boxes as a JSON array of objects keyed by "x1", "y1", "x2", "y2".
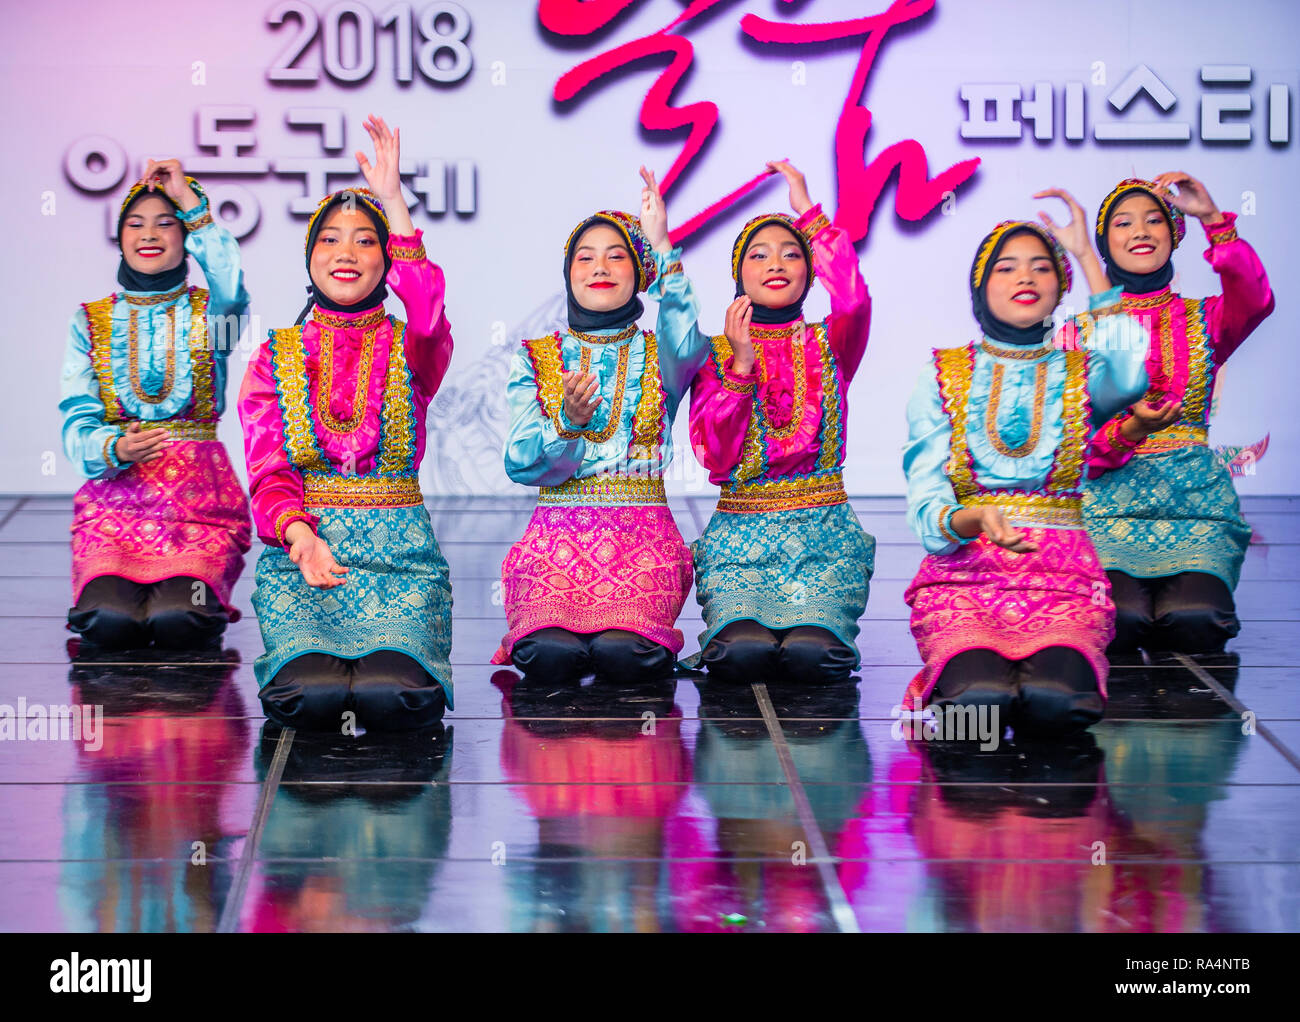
[
  {"x1": 716, "y1": 472, "x2": 848, "y2": 514},
  {"x1": 120, "y1": 419, "x2": 217, "y2": 441},
  {"x1": 965, "y1": 492, "x2": 1082, "y2": 528},
  {"x1": 1135, "y1": 422, "x2": 1208, "y2": 455},
  {"x1": 303, "y1": 473, "x2": 423, "y2": 509},
  {"x1": 538, "y1": 475, "x2": 667, "y2": 506}
]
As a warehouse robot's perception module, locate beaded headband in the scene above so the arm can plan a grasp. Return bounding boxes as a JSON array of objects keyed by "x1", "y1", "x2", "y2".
[
  {"x1": 971, "y1": 220, "x2": 1072, "y2": 297},
  {"x1": 117, "y1": 176, "x2": 207, "y2": 235},
  {"x1": 303, "y1": 187, "x2": 391, "y2": 254},
  {"x1": 564, "y1": 210, "x2": 656, "y2": 292},
  {"x1": 1095, "y1": 178, "x2": 1186, "y2": 250},
  {"x1": 730, "y1": 213, "x2": 815, "y2": 286}
]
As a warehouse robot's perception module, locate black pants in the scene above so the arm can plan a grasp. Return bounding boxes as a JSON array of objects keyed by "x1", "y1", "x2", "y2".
[
  {"x1": 511, "y1": 627, "x2": 675, "y2": 683},
  {"x1": 260, "y1": 650, "x2": 446, "y2": 732},
  {"x1": 1108, "y1": 570, "x2": 1240, "y2": 655},
  {"x1": 67, "y1": 574, "x2": 228, "y2": 651},
  {"x1": 701, "y1": 619, "x2": 857, "y2": 685},
  {"x1": 932, "y1": 646, "x2": 1103, "y2": 737}
]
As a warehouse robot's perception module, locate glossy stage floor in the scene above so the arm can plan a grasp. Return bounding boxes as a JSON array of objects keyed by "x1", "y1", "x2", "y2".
[{"x1": 1, "y1": 493, "x2": 1296, "y2": 933}]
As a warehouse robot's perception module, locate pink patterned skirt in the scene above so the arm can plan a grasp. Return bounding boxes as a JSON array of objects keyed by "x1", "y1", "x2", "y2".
[
  {"x1": 491, "y1": 504, "x2": 694, "y2": 664},
  {"x1": 902, "y1": 527, "x2": 1114, "y2": 709},
  {"x1": 70, "y1": 440, "x2": 252, "y2": 619}
]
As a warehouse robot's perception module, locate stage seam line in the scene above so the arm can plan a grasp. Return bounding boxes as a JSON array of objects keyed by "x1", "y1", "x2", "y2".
[
  {"x1": 218, "y1": 725, "x2": 294, "y2": 933},
  {"x1": 0, "y1": 497, "x2": 29, "y2": 534},
  {"x1": 752, "y1": 682, "x2": 861, "y2": 934},
  {"x1": 1171, "y1": 652, "x2": 1300, "y2": 775}
]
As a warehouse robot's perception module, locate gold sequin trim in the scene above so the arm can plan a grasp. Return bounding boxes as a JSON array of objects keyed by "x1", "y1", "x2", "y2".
[
  {"x1": 1123, "y1": 289, "x2": 1176, "y2": 311},
  {"x1": 986, "y1": 362, "x2": 1046, "y2": 458},
  {"x1": 313, "y1": 308, "x2": 387, "y2": 330},
  {"x1": 182, "y1": 211, "x2": 214, "y2": 233},
  {"x1": 269, "y1": 328, "x2": 331, "y2": 473},
  {"x1": 754, "y1": 321, "x2": 807, "y2": 441},
  {"x1": 965, "y1": 492, "x2": 1083, "y2": 528},
  {"x1": 1101, "y1": 416, "x2": 1134, "y2": 453},
  {"x1": 389, "y1": 242, "x2": 427, "y2": 261},
  {"x1": 316, "y1": 323, "x2": 379, "y2": 434},
  {"x1": 186, "y1": 289, "x2": 216, "y2": 423},
  {"x1": 661, "y1": 260, "x2": 683, "y2": 276},
  {"x1": 85, "y1": 296, "x2": 121, "y2": 422},
  {"x1": 570, "y1": 323, "x2": 638, "y2": 346},
  {"x1": 526, "y1": 333, "x2": 630, "y2": 443},
  {"x1": 980, "y1": 339, "x2": 1053, "y2": 361},
  {"x1": 1207, "y1": 224, "x2": 1238, "y2": 246},
  {"x1": 800, "y1": 212, "x2": 831, "y2": 240},
  {"x1": 538, "y1": 474, "x2": 667, "y2": 506},
  {"x1": 750, "y1": 323, "x2": 802, "y2": 340},
  {"x1": 127, "y1": 305, "x2": 177, "y2": 404},
  {"x1": 122, "y1": 284, "x2": 188, "y2": 307},
  {"x1": 1180, "y1": 298, "x2": 1210, "y2": 424},
  {"x1": 716, "y1": 472, "x2": 847, "y2": 514},
  {"x1": 934, "y1": 345, "x2": 978, "y2": 501},
  {"x1": 302, "y1": 473, "x2": 422, "y2": 509},
  {"x1": 378, "y1": 320, "x2": 417, "y2": 475},
  {"x1": 937, "y1": 505, "x2": 963, "y2": 544},
  {"x1": 1135, "y1": 423, "x2": 1209, "y2": 454},
  {"x1": 102, "y1": 433, "x2": 121, "y2": 469},
  {"x1": 1049, "y1": 349, "x2": 1089, "y2": 493},
  {"x1": 274, "y1": 508, "x2": 309, "y2": 546},
  {"x1": 812, "y1": 323, "x2": 841, "y2": 472},
  {"x1": 628, "y1": 330, "x2": 664, "y2": 460}
]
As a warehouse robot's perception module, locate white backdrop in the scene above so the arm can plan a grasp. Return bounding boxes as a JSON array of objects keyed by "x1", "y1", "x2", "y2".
[{"x1": 2, "y1": 0, "x2": 1295, "y2": 494}]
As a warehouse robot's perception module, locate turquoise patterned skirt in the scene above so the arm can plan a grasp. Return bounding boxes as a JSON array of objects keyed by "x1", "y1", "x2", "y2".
[
  {"x1": 683, "y1": 502, "x2": 875, "y2": 667},
  {"x1": 1082, "y1": 444, "x2": 1251, "y2": 591},
  {"x1": 252, "y1": 505, "x2": 454, "y2": 706}
]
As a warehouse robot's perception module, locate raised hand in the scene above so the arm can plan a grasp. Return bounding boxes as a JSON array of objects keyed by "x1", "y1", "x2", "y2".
[
  {"x1": 1151, "y1": 171, "x2": 1222, "y2": 223},
  {"x1": 766, "y1": 160, "x2": 813, "y2": 217},
  {"x1": 115, "y1": 421, "x2": 169, "y2": 465},
  {"x1": 561, "y1": 370, "x2": 602, "y2": 427},
  {"x1": 639, "y1": 166, "x2": 671, "y2": 253},
  {"x1": 356, "y1": 114, "x2": 414, "y2": 234},
  {"x1": 138, "y1": 158, "x2": 200, "y2": 212},
  {"x1": 285, "y1": 522, "x2": 349, "y2": 588},
  {"x1": 1032, "y1": 187, "x2": 1091, "y2": 257},
  {"x1": 723, "y1": 296, "x2": 756, "y2": 375}
]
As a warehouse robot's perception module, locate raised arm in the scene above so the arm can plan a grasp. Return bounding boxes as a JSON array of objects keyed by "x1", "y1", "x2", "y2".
[
  {"x1": 798, "y1": 203, "x2": 871, "y2": 380},
  {"x1": 386, "y1": 230, "x2": 454, "y2": 398}
]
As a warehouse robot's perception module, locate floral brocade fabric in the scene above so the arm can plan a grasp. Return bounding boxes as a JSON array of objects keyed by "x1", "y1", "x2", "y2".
[
  {"x1": 70, "y1": 440, "x2": 251, "y2": 617},
  {"x1": 491, "y1": 504, "x2": 694, "y2": 662},
  {"x1": 902, "y1": 527, "x2": 1114, "y2": 709},
  {"x1": 682, "y1": 502, "x2": 875, "y2": 668},
  {"x1": 251, "y1": 505, "x2": 453, "y2": 704},
  {"x1": 1083, "y1": 444, "x2": 1252, "y2": 589}
]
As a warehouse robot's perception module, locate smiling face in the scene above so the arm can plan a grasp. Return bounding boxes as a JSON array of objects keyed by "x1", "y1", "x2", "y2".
[
  {"x1": 119, "y1": 195, "x2": 186, "y2": 276},
  {"x1": 1106, "y1": 193, "x2": 1173, "y2": 275},
  {"x1": 739, "y1": 224, "x2": 809, "y2": 309},
  {"x1": 568, "y1": 223, "x2": 637, "y2": 312},
  {"x1": 308, "y1": 206, "x2": 386, "y2": 306},
  {"x1": 984, "y1": 231, "x2": 1061, "y2": 329}
]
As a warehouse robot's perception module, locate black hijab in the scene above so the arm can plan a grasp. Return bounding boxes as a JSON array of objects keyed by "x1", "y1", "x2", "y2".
[
  {"x1": 115, "y1": 181, "x2": 197, "y2": 293},
  {"x1": 563, "y1": 211, "x2": 656, "y2": 332},
  {"x1": 969, "y1": 221, "x2": 1071, "y2": 346},
  {"x1": 1095, "y1": 179, "x2": 1186, "y2": 296},
  {"x1": 295, "y1": 188, "x2": 392, "y2": 326},
  {"x1": 731, "y1": 214, "x2": 815, "y2": 325}
]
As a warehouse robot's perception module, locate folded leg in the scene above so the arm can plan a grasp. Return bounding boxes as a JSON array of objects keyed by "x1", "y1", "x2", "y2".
[
  {"x1": 588, "y1": 629, "x2": 675, "y2": 683},
  {"x1": 1106, "y1": 570, "x2": 1155, "y2": 655},
  {"x1": 930, "y1": 648, "x2": 1018, "y2": 724},
  {"x1": 510, "y1": 627, "x2": 592, "y2": 681},
  {"x1": 67, "y1": 575, "x2": 149, "y2": 650},
  {"x1": 778, "y1": 626, "x2": 856, "y2": 684},
  {"x1": 146, "y1": 576, "x2": 229, "y2": 650},
  {"x1": 1149, "y1": 571, "x2": 1240, "y2": 655},
  {"x1": 259, "y1": 652, "x2": 352, "y2": 731},
  {"x1": 349, "y1": 650, "x2": 447, "y2": 731},
  {"x1": 1015, "y1": 646, "x2": 1104, "y2": 736},
  {"x1": 701, "y1": 619, "x2": 781, "y2": 684}
]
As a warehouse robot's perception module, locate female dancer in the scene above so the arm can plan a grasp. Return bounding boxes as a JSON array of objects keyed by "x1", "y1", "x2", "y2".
[
  {"x1": 240, "y1": 116, "x2": 453, "y2": 730},
  {"x1": 686, "y1": 161, "x2": 873, "y2": 684},
  {"x1": 60, "y1": 161, "x2": 251, "y2": 651},
  {"x1": 903, "y1": 192, "x2": 1149, "y2": 735},
  {"x1": 1082, "y1": 174, "x2": 1274, "y2": 656},
  {"x1": 492, "y1": 169, "x2": 710, "y2": 681}
]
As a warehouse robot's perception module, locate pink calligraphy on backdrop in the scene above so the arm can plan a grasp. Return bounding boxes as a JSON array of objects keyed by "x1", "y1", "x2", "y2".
[{"x1": 539, "y1": 0, "x2": 980, "y2": 244}]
